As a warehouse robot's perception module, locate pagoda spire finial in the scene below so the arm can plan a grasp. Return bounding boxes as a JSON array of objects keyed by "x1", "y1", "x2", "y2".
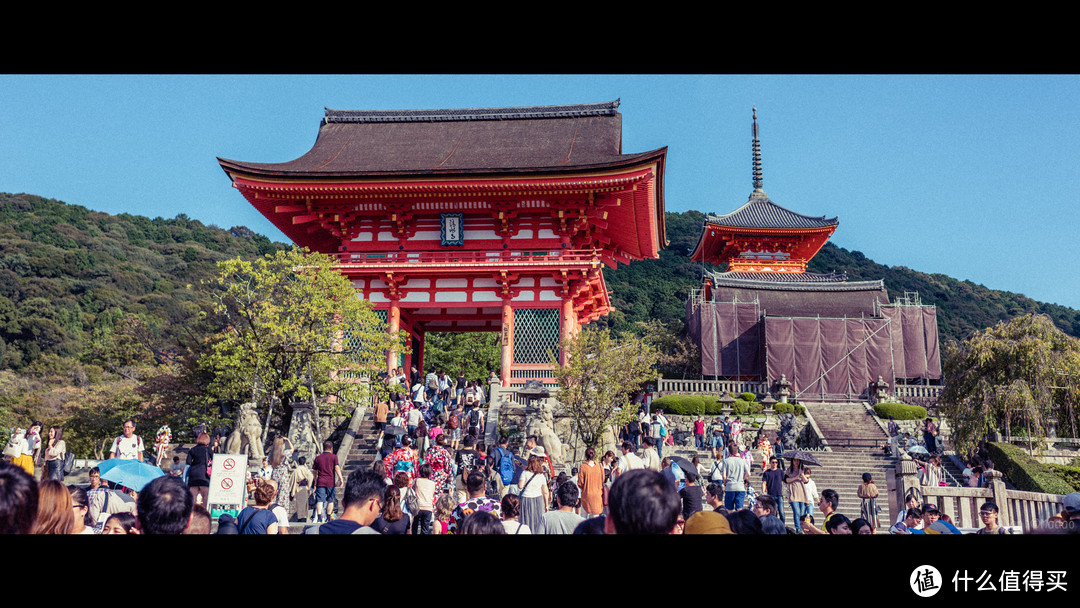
[{"x1": 751, "y1": 107, "x2": 766, "y2": 199}]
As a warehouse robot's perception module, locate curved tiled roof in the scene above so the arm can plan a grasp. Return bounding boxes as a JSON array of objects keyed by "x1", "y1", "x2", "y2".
[
  {"x1": 322, "y1": 101, "x2": 621, "y2": 124},
  {"x1": 710, "y1": 271, "x2": 884, "y2": 293},
  {"x1": 706, "y1": 193, "x2": 838, "y2": 230},
  {"x1": 217, "y1": 100, "x2": 667, "y2": 177},
  {"x1": 712, "y1": 271, "x2": 849, "y2": 283}
]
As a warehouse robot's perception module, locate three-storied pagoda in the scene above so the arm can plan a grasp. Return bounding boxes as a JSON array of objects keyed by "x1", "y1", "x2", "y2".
[
  {"x1": 219, "y1": 100, "x2": 667, "y2": 386},
  {"x1": 687, "y1": 110, "x2": 940, "y2": 400}
]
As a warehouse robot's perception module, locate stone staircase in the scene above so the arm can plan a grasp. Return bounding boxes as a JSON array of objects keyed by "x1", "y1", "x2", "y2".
[
  {"x1": 342, "y1": 406, "x2": 382, "y2": 480},
  {"x1": 797, "y1": 402, "x2": 897, "y2": 524},
  {"x1": 799, "y1": 450, "x2": 896, "y2": 522},
  {"x1": 805, "y1": 401, "x2": 889, "y2": 451}
]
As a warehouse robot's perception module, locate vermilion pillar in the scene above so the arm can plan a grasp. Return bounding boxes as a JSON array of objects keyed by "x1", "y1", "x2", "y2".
[
  {"x1": 387, "y1": 300, "x2": 400, "y2": 375},
  {"x1": 500, "y1": 301, "x2": 514, "y2": 386},
  {"x1": 559, "y1": 297, "x2": 575, "y2": 366}
]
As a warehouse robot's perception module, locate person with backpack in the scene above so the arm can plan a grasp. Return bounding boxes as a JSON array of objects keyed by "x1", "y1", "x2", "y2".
[
  {"x1": 109, "y1": 419, "x2": 144, "y2": 461},
  {"x1": 466, "y1": 403, "x2": 484, "y2": 440},
  {"x1": 453, "y1": 434, "x2": 483, "y2": 504},
  {"x1": 492, "y1": 436, "x2": 515, "y2": 498},
  {"x1": 464, "y1": 381, "x2": 477, "y2": 408},
  {"x1": 447, "y1": 404, "x2": 463, "y2": 450}
]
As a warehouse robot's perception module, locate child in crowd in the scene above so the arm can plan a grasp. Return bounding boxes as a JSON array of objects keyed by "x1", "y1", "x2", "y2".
[
  {"x1": 432, "y1": 493, "x2": 455, "y2": 535},
  {"x1": 169, "y1": 456, "x2": 185, "y2": 478}
]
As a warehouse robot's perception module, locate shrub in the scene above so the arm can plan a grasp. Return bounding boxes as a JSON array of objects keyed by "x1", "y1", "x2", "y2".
[
  {"x1": 774, "y1": 402, "x2": 806, "y2": 416},
  {"x1": 873, "y1": 402, "x2": 927, "y2": 420},
  {"x1": 739, "y1": 392, "x2": 758, "y2": 403},
  {"x1": 704, "y1": 397, "x2": 725, "y2": 416},
  {"x1": 732, "y1": 399, "x2": 763, "y2": 416},
  {"x1": 1047, "y1": 464, "x2": 1080, "y2": 491},
  {"x1": 985, "y1": 442, "x2": 1078, "y2": 495},
  {"x1": 650, "y1": 394, "x2": 706, "y2": 416}
]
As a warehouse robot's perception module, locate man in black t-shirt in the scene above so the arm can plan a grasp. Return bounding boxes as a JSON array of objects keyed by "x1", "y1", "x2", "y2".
[
  {"x1": 761, "y1": 456, "x2": 786, "y2": 523},
  {"x1": 454, "y1": 435, "x2": 482, "y2": 504},
  {"x1": 679, "y1": 471, "x2": 704, "y2": 520}
]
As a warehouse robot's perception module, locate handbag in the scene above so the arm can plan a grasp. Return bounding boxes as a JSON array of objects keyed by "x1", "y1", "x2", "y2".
[
  {"x1": 62, "y1": 451, "x2": 76, "y2": 475},
  {"x1": 405, "y1": 486, "x2": 419, "y2": 514}
]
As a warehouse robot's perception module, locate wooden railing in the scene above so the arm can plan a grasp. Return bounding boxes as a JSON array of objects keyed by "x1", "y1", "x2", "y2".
[
  {"x1": 332, "y1": 249, "x2": 601, "y2": 267},
  {"x1": 893, "y1": 462, "x2": 1065, "y2": 532},
  {"x1": 657, "y1": 377, "x2": 768, "y2": 397}
]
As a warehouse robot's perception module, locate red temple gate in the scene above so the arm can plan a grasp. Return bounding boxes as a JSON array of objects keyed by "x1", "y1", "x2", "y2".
[{"x1": 219, "y1": 101, "x2": 668, "y2": 386}]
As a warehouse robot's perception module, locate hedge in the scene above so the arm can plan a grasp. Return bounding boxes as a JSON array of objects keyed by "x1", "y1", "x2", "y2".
[
  {"x1": 985, "y1": 442, "x2": 1078, "y2": 495},
  {"x1": 650, "y1": 394, "x2": 707, "y2": 416},
  {"x1": 774, "y1": 402, "x2": 806, "y2": 416},
  {"x1": 873, "y1": 402, "x2": 927, "y2": 420},
  {"x1": 651, "y1": 394, "x2": 804, "y2": 417},
  {"x1": 1047, "y1": 464, "x2": 1080, "y2": 491}
]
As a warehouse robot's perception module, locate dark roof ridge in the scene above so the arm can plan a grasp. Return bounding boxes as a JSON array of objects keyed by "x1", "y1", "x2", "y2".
[
  {"x1": 323, "y1": 100, "x2": 621, "y2": 125},
  {"x1": 713, "y1": 271, "x2": 849, "y2": 283},
  {"x1": 706, "y1": 194, "x2": 839, "y2": 229}
]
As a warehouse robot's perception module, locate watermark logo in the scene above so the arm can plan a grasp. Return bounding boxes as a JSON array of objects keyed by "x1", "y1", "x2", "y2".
[{"x1": 911, "y1": 565, "x2": 942, "y2": 597}]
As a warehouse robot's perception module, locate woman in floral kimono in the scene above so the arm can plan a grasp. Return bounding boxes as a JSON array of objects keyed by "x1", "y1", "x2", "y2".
[{"x1": 423, "y1": 433, "x2": 454, "y2": 495}]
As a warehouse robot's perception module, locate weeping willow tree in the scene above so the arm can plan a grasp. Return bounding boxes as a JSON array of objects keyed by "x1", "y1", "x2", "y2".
[
  {"x1": 549, "y1": 327, "x2": 658, "y2": 449},
  {"x1": 939, "y1": 313, "x2": 1080, "y2": 457}
]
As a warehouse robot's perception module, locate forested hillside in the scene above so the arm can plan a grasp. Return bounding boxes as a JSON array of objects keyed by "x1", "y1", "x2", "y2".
[
  {"x1": 2, "y1": 193, "x2": 1078, "y2": 455},
  {"x1": 0, "y1": 193, "x2": 283, "y2": 370}
]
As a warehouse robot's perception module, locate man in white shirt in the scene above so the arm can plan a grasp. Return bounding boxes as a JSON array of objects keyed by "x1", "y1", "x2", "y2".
[
  {"x1": 109, "y1": 419, "x2": 144, "y2": 461},
  {"x1": 641, "y1": 436, "x2": 662, "y2": 472},
  {"x1": 613, "y1": 440, "x2": 643, "y2": 480}
]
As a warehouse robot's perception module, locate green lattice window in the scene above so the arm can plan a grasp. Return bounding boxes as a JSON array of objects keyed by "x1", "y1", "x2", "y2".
[
  {"x1": 513, "y1": 308, "x2": 560, "y2": 364},
  {"x1": 341, "y1": 311, "x2": 387, "y2": 365}
]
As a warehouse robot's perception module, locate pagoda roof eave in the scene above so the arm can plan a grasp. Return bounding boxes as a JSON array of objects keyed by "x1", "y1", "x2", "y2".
[{"x1": 704, "y1": 195, "x2": 838, "y2": 230}]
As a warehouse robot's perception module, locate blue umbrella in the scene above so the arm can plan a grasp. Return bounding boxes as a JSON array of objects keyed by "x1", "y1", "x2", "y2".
[{"x1": 98, "y1": 458, "x2": 166, "y2": 491}]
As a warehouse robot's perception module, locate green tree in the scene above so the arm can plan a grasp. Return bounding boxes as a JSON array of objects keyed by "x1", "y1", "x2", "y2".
[
  {"x1": 939, "y1": 313, "x2": 1080, "y2": 457},
  {"x1": 635, "y1": 319, "x2": 701, "y2": 379},
  {"x1": 201, "y1": 247, "x2": 405, "y2": 422},
  {"x1": 548, "y1": 327, "x2": 658, "y2": 448},
  {"x1": 423, "y1": 332, "x2": 500, "y2": 381}
]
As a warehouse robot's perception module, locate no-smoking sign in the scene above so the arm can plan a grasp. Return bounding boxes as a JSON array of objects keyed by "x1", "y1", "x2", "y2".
[{"x1": 207, "y1": 453, "x2": 247, "y2": 508}]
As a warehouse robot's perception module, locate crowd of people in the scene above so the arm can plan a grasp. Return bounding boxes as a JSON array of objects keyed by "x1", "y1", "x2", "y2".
[{"x1": 6, "y1": 373, "x2": 1080, "y2": 535}]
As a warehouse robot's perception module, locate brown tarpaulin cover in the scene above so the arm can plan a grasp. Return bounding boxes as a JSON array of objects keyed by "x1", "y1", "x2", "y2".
[
  {"x1": 765, "y1": 316, "x2": 893, "y2": 399},
  {"x1": 880, "y1": 305, "x2": 941, "y2": 380},
  {"x1": 688, "y1": 300, "x2": 763, "y2": 377},
  {"x1": 689, "y1": 299, "x2": 942, "y2": 395}
]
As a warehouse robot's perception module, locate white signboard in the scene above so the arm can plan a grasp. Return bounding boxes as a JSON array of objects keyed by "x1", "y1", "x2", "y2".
[{"x1": 207, "y1": 453, "x2": 247, "y2": 514}]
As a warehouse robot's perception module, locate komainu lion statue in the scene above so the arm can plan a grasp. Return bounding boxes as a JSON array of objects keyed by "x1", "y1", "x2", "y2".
[
  {"x1": 225, "y1": 402, "x2": 264, "y2": 461},
  {"x1": 527, "y1": 400, "x2": 564, "y2": 467}
]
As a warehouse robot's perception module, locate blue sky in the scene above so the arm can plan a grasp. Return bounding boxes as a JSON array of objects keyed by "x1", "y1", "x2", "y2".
[{"x1": 2, "y1": 74, "x2": 1078, "y2": 310}]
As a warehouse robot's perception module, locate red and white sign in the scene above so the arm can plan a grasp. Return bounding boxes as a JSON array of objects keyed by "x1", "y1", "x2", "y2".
[{"x1": 207, "y1": 453, "x2": 247, "y2": 507}]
